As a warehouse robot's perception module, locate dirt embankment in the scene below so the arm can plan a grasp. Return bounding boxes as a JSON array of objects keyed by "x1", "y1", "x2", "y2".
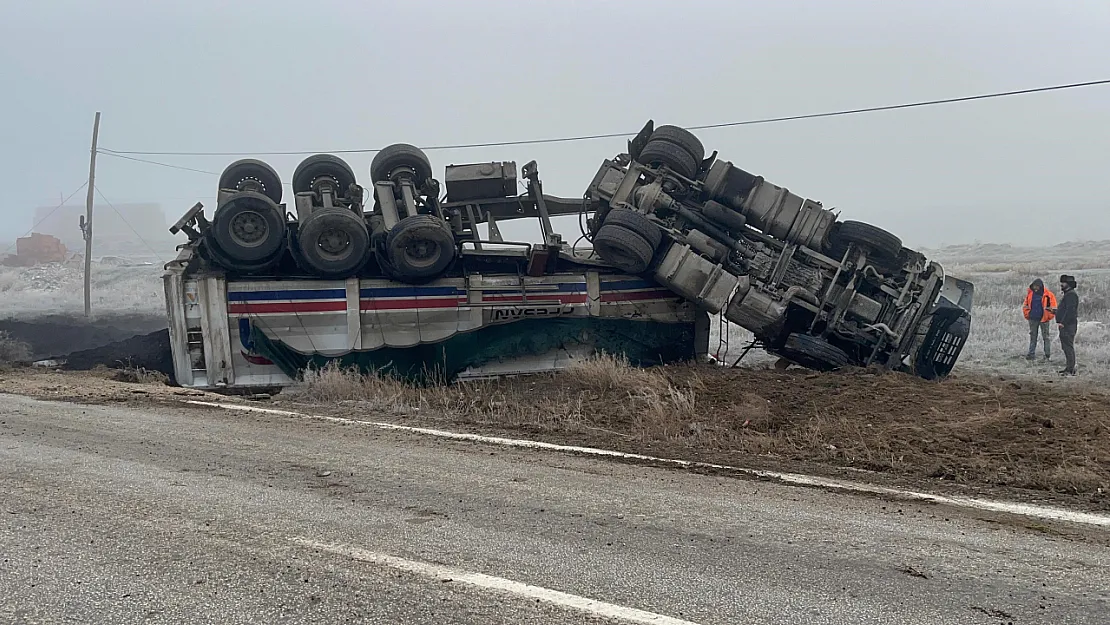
[
  {"x1": 285, "y1": 360, "x2": 1110, "y2": 509},
  {"x1": 60, "y1": 330, "x2": 173, "y2": 377},
  {"x1": 0, "y1": 314, "x2": 166, "y2": 360},
  {"x1": 2, "y1": 359, "x2": 1108, "y2": 511}
]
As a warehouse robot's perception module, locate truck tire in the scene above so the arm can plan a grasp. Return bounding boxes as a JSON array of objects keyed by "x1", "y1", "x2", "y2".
[
  {"x1": 592, "y1": 224, "x2": 656, "y2": 274},
  {"x1": 779, "y1": 333, "x2": 851, "y2": 371},
  {"x1": 371, "y1": 143, "x2": 433, "y2": 186},
  {"x1": 637, "y1": 139, "x2": 699, "y2": 179},
  {"x1": 870, "y1": 247, "x2": 909, "y2": 275},
  {"x1": 210, "y1": 191, "x2": 287, "y2": 264},
  {"x1": 292, "y1": 154, "x2": 357, "y2": 196},
  {"x1": 649, "y1": 125, "x2": 705, "y2": 163},
  {"x1": 602, "y1": 209, "x2": 663, "y2": 249},
  {"x1": 384, "y1": 214, "x2": 456, "y2": 281},
  {"x1": 202, "y1": 236, "x2": 281, "y2": 275},
  {"x1": 828, "y1": 220, "x2": 902, "y2": 260},
  {"x1": 218, "y1": 159, "x2": 283, "y2": 204},
  {"x1": 296, "y1": 209, "x2": 370, "y2": 278}
]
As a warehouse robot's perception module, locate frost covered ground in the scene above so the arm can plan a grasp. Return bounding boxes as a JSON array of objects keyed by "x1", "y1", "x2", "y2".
[
  {"x1": 708, "y1": 241, "x2": 1110, "y2": 382},
  {"x1": 0, "y1": 260, "x2": 165, "y2": 317}
]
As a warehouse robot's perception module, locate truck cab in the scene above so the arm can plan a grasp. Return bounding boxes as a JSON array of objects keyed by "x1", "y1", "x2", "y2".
[{"x1": 581, "y1": 121, "x2": 973, "y2": 378}]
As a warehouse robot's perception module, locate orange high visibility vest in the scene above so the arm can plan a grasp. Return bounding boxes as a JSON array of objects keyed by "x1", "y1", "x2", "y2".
[{"x1": 1023, "y1": 289, "x2": 1057, "y2": 323}]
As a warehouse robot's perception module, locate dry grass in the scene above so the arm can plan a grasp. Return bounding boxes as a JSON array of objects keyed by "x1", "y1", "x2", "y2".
[
  {"x1": 80, "y1": 363, "x2": 169, "y2": 385},
  {"x1": 954, "y1": 268, "x2": 1110, "y2": 382},
  {"x1": 294, "y1": 354, "x2": 1110, "y2": 501},
  {"x1": 294, "y1": 355, "x2": 770, "y2": 449},
  {"x1": 111, "y1": 365, "x2": 170, "y2": 385},
  {"x1": 296, "y1": 363, "x2": 421, "y2": 412}
]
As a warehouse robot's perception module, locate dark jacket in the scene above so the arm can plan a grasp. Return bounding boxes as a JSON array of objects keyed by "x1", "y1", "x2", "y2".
[{"x1": 1056, "y1": 289, "x2": 1079, "y2": 327}]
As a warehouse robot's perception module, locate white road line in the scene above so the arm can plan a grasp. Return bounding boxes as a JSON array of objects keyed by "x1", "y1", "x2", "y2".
[
  {"x1": 189, "y1": 399, "x2": 1110, "y2": 528},
  {"x1": 291, "y1": 537, "x2": 705, "y2": 625}
]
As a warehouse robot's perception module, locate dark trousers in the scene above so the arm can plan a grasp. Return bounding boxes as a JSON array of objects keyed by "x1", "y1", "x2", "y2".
[
  {"x1": 1059, "y1": 323, "x2": 1077, "y2": 373},
  {"x1": 1027, "y1": 319, "x2": 1050, "y2": 357}
]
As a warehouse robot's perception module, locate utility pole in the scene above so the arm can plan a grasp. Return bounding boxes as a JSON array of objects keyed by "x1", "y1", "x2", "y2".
[{"x1": 83, "y1": 111, "x2": 101, "y2": 317}]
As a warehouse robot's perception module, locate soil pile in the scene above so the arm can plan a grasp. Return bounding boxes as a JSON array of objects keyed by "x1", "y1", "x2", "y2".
[
  {"x1": 0, "y1": 314, "x2": 166, "y2": 359},
  {"x1": 59, "y1": 329, "x2": 173, "y2": 379}
]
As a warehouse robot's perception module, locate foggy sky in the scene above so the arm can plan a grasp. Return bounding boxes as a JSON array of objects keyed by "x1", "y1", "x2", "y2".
[{"x1": 3, "y1": 0, "x2": 1109, "y2": 249}]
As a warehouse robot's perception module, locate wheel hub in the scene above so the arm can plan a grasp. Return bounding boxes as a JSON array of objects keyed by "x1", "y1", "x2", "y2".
[
  {"x1": 317, "y1": 228, "x2": 352, "y2": 258},
  {"x1": 229, "y1": 210, "x2": 268, "y2": 247},
  {"x1": 403, "y1": 239, "x2": 441, "y2": 268},
  {"x1": 235, "y1": 176, "x2": 266, "y2": 194}
]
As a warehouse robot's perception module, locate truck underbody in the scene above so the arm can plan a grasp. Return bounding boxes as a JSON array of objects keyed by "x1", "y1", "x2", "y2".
[{"x1": 164, "y1": 121, "x2": 972, "y2": 390}]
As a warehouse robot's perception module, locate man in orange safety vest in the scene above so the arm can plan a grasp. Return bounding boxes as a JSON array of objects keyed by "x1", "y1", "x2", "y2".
[{"x1": 1022, "y1": 278, "x2": 1057, "y2": 361}]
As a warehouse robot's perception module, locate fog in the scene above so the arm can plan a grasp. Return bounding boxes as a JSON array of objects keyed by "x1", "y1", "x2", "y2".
[{"x1": 3, "y1": 0, "x2": 1109, "y2": 249}]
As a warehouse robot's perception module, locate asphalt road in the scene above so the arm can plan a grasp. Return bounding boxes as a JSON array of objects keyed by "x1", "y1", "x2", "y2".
[{"x1": 1, "y1": 394, "x2": 1107, "y2": 624}]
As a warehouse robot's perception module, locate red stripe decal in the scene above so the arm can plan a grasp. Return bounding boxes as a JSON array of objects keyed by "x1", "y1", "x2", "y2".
[
  {"x1": 360, "y1": 297, "x2": 469, "y2": 311},
  {"x1": 228, "y1": 301, "x2": 347, "y2": 314},
  {"x1": 480, "y1": 294, "x2": 589, "y2": 304},
  {"x1": 229, "y1": 292, "x2": 674, "y2": 313}
]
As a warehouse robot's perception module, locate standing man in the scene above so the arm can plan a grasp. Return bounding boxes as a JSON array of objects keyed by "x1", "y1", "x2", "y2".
[
  {"x1": 1052, "y1": 274, "x2": 1080, "y2": 376},
  {"x1": 1022, "y1": 278, "x2": 1056, "y2": 361}
]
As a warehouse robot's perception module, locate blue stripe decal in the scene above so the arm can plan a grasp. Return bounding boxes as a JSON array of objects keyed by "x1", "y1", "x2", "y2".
[
  {"x1": 359, "y1": 286, "x2": 465, "y2": 298},
  {"x1": 601, "y1": 279, "x2": 657, "y2": 291},
  {"x1": 228, "y1": 289, "x2": 346, "y2": 302},
  {"x1": 476, "y1": 283, "x2": 587, "y2": 293},
  {"x1": 230, "y1": 281, "x2": 623, "y2": 302}
]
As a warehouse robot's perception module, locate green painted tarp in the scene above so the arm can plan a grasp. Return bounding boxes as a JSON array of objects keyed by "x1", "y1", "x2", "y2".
[{"x1": 249, "y1": 317, "x2": 695, "y2": 384}]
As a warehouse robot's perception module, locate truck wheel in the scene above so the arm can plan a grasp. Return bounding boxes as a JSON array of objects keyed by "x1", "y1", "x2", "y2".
[
  {"x1": 297, "y1": 209, "x2": 370, "y2": 278},
  {"x1": 210, "y1": 191, "x2": 287, "y2": 264},
  {"x1": 649, "y1": 125, "x2": 705, "y2": 163},
  {"x1": 593, "y1": 224, "x2": 656, "y2": 274},
  {"x1": 870, "y1": 247, "x2": 909, "y2": 275},
  {"x1": 602, "y1": 209, "x2": 663, "y2": 249},
  {"x1": 202, "y1": 236, "x2": 281, "y2": 275},
  {"x1": 779, "y1": 333, "x2": 851, "y2": 371},
  {"x1": 384, "y1": 214, "x2": 456, "y2": 281},
  {"x1": 292, "y1": 154, "x2": 357, "y2": 196},
  {"x1": 828, "y1": 220, "x2": 902, "y2": 260},
  {"x1": 219, "y1": 159, "x2": 283, "y2": 204},
  {"x1": 637, "y1": 139, "x2": 699, "y2": 179},
  {"x1": 371, "y1": 143, "x2": 433, "y2": 186}
]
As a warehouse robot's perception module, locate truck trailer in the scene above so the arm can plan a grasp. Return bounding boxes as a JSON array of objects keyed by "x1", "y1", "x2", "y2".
[{"x1": 163, "y1": 121, "x2": 972, "y2": 390}]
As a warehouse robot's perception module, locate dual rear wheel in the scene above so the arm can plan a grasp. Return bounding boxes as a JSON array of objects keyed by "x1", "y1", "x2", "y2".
[
  {"x1": 592, "y1": 208, "x2": 663, "y2": 274},
  {"x1": 594, "y1": 124, "x2": 703, "y2": 272},
  {"x1": 635, "y1": 125, "x2": 705, "y2": 179},
  {"x1": 208, "y1": 160, "x2": 287, "y2": 272}
]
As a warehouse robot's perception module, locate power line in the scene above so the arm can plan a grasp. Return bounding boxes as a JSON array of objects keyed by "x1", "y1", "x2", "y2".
[
  {"x1": 94, "y1": 186, "x2": 169, "y2": 263},
  {"x1": 97, "y1": 78, "x2": 1110, "y2": 157},
  {"x1": 96, "y1": 149, "x2": 294, "y2": 186},
  {"x1": 96, "y1": 150, "x2": 219, "y2": 175},
  {"x1": 687, "y1": 78, "x2": 1110, "y2": 131},
  {"x1": 2, "y1": 181, "x2": 88, "y2": 255}
]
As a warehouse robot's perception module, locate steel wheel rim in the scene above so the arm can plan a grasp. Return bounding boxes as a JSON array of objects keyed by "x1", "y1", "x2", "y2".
[
  {"x1": 317, "y1": 227, "x2": 353, "y2": 260},
  {"x1": 229, "y1": 210, "x2": 268, "y2": 248},
  {"x1": 403, "y1": 239, "x2": 442, "y2": 270}
]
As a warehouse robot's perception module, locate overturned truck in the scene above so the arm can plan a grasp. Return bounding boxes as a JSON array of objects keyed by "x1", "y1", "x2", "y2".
[{"x1": 164, "y1": 121, "x2": 972, "y2": 390}]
